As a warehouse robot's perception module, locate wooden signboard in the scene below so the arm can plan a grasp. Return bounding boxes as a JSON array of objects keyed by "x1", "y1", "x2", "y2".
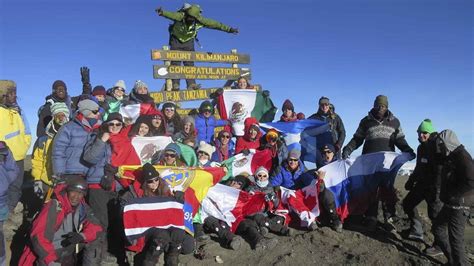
[
  {"x1": 151, "y1": 50, "x2": 250, "y2": 64},
  {"x1": 153, "y1": 65, "x2": 251, "y2": 80},
  {"x1": 150, "y1": 88, "x2": 218, "y2": 103}
]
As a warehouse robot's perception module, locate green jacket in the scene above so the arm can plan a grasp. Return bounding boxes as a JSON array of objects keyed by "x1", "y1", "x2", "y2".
[{"x1": 161, "y1": 9, "x2": 232, "y2": 43}]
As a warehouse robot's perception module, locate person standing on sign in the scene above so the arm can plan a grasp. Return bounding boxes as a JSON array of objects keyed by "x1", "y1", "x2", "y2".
[{"x1": 156, "y1": 3, "x2": 239, "y2": 91}]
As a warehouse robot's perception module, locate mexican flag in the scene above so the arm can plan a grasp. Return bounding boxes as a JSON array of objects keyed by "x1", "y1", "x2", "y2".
[
  {"x1": 221, "y1": 149, "x2": 273, "y2": 181},
  {"x1": 217, "y1": 89, "x2": 277, "y2": 136},
  {"x1": 131, "y1": 136, "x2": 173, "y2": 165},
  {"x1": 200, "y1": 183, "x2": 267, "y2": 232},
  {"x1": 119, "y1": 103, "x2": 158, "y2": 124}
]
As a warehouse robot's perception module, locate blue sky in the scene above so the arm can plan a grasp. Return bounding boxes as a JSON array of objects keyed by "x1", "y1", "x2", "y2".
[{"x1": 1, "y1": 0, "x2": 472, "y2": 155}]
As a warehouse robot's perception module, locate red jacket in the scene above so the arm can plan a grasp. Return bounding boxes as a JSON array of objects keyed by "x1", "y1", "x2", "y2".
[
  {"x1": 235, "y1": 117, "x2": 262, "y2": 154},
  {"x1": 19, "y1": 184, "x2": 103, "y2": 265}
]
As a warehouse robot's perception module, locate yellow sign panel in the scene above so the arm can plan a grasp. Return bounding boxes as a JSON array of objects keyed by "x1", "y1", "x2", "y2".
[{"x1": 153, "y1": 65, "x2": 251, "y2": 80}]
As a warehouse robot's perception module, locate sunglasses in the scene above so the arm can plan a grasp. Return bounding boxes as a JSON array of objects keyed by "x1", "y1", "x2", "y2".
[
  {"x1": 198, "y1": 151, "x2": 209, "y2": 156},
  {"x1": 164, "y1": 108, "x2": 175, "y2": 112},
  {"x1": 221, "y1": 135, "x2": 231, "y2": 139},
  {"x1": 420, "y1": 131, "x2": 429, "y2": 135},
  {"x1": 164, "y1": 153, "x2": 176, "y2": 158},
  {"x1": 322, "y1": 150, "x2": 333, "y2": 154},
  {"x1": 153, "y1": 116, "x2": 162, "y2": 120},
  {"x1": 108, "y1": 122, "x2": 123, "y2": 127},
  {"x1": 257, "y1": 174, "x2": 268, "y2": 178},
  {"x1": 146, "y1": 178, "x2": 160, "y2": 184},
  {"x1": 288, "y1": 158, "x2": 299, "y2": 162},
  {"x1": 91, "y1": 110, "x2": 100, "y2": 114},
  {"x1": 203, "y1": 109, "x2": 212, "y2": 112},
  {"x1": 268, "y1": 137, "x2": 277, "y2": 142}
]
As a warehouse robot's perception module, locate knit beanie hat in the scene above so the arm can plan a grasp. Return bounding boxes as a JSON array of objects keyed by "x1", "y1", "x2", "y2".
[
  {"x1": 105, "y1": 112, "x2": 123, "y2": 123},
  {"x1": 417, "y1": 119, "x2": 435, "y2": 134},
  {"x1": 319, "y1": 97, "x2": 330, "y2": 105},
  {"x1": 233, "y1": 175, "x2": 249, "y2": 190},
  {"x1": 52, "y1": 80, "x2": 67, "y2": 92},
  {"x1": 133, "y1": 80, "x2": 148, "y2": 92},
  {"x1": 66, "y1": 175, "x2": 88, "y2": 194},
  {"x1": 282, "y1": 99, "x2": 294, "y2": 112},
  {"x1": 77, "y1": 99, "x2": 99, "y2": 117},
  {"x1": 320, "y1": 144, "x2": 336, "y2": 154},
  {"x1": 182, "y1": 116, "x2": 195, "y2": 127},
  {"x1": 50, "y1": 102, "x2": 70, "y2": 117},
  {"x1": 288, "y1": 149, "x2": 301, "y2": 160},
  {"x1": 141, "y1": 163, "x2": 160, "y2": 182},
  {"x1": 197, "y1": 141, "x2": 216, "y2": 157},
  {"x1": 92, "y1": 85, "x2": 107, "y2": 96},
  {"x1": 0, "y1": 80, "x2": 16, "y2": 96},
  {"x1": 296, "y1": 112, "x2": 305, "y2": 120},
  {"x1": 374, "y1": 95, "x2": 389, "y2": 107},
  {"x1": 162, "y1": 102, "x2": 177, "y2": 111},
  {"x1": 254, "y1": 166, "x2": 269, "y2": 176},
  {"x1": 164, "y1": 143, "x2": 181, "y2": 157},
  {"x1": 199, "y1": 100, "x2": 214, "y2": 113},
  {"x1": 113, "y1": 80, "x2": 126, "y2": 91},
  {"x1": 265, "y1": 128, "x2": 279, "y2": 142}
]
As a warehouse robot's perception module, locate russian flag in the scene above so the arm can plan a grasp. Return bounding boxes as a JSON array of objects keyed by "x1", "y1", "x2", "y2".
[
  {"x1": 260, "y1": 119, "x2": 333, "y2": 163},
  {"x1": 319, "y1": 152, "x2": 412, "y2": 221}
]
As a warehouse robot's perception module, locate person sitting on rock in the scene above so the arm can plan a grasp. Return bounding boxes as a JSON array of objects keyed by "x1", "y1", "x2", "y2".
[
  {"x1": 19, "y1": 176, "x2": 104, "y2": 265},
  {"x1": 203, "y1": 175, "x2": 279, "y2": 251}
]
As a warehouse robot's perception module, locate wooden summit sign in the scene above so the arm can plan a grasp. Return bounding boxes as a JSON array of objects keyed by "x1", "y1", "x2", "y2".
[
  {"x1": 151, "y1": 50, "x2": 250, "y2": 64},
  {"x1": 150, "y1": 86, "x2": 261, "y2": 103},
  {"x1": 153, "y1": 65, "x2": 251, "y2": 80}
]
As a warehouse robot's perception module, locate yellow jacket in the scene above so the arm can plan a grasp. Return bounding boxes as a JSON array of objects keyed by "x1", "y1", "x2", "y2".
[
  {"x1": 0, "y1": 106, "x2": 32, "y2": 161},
  {"x1": 31, "y1": 136, "x2": 53, "y2": 185}
]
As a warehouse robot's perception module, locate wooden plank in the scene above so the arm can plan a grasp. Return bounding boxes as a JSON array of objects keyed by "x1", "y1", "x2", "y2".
[
  {"x1": 153, "y1": 65, "x2": 251, "y2": 80},
  {"x1": 150, "y1": 86, "x2": 261, "y2": 103},
  {"x1": 151, "y1": 50, "x2": 250, "y2": 64}
]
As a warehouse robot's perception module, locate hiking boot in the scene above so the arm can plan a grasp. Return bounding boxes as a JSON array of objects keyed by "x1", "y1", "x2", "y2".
[
  {"x1": 332, "y1": 219, "x2": 343, "y2": 233},
  {"x1": 255, "y1": 238, "x2": 278, "y2": 251},
  {"x1": 383, "y1": 217, "x2": 396, "y2": 232},
  {"x1": 229, "y1": 236, "x2": 243, "y2": 250},
  {"x1": 407, "y1": 231, "x2": 424, "y2": 241},
  {"x1": 425, "y1": 246, "x2": 443, "y2": 257},
  {"x1": 260, "y1": 226, "x2": 269, "y2": 236},
  {"x1": 280, "y1": 225, "x2": 294, "y2": 237},
  {"x1": 196, "y1": 234, "x2": 210, "y2": 242}
]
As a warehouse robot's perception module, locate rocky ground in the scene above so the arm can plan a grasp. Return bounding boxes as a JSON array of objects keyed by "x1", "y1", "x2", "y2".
[{"x1": 4, "y1": 158, "x2": 473, "y2": 265}]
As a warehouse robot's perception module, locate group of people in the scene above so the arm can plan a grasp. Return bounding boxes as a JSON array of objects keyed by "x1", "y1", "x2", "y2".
[{"x1": 0, "y1": 74, "x2": 473, "y2": 265}]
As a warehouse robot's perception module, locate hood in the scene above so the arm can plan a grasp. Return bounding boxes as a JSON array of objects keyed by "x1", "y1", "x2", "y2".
[
  {"x1": 437, "y1": 129, "x2": 461, "y2": 156},
  {"x1": 243, "y1": 117, "x2": 262, "y2": 141},
  {"x1": 52, "y1": 183, "x2": 74, "y2": 213}
]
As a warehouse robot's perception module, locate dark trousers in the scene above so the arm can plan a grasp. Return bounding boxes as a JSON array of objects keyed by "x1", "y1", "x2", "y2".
[
  {"x1": 142, "y1": 227, "x2": 194, "y2": 266},
  {"x1": 169, "y1": 36, "x2": 196, "y2": 89},
  {"x1": 402, "y1": 185, "x2": 443, "y2": 236},
  {"x1": 85, "y1": 188, "x2": 117, "y2": 262},
  {"x1": 319, "y1": 188, "x2": 340, "y2": 224},
  {"x1": 249, "y1": 213, "x2": 286, "y2": 234},
  {"x1": 432, "y1": 206, "x2": 469, "y2": 266},
  {"x1": 366, "y1": 186, "x2": 398, "y2": 220},
  {"x1": 203, "y1": 216, "x2": 235, "y2": 246},
  {"x1": 7, "y1": 160, "x2": 24, "y2": 211}
]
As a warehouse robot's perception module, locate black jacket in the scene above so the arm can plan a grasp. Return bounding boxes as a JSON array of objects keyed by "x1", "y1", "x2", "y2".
[
  {"x1": 309, "y1": 111, "x2": 345, "y2": 148},
  {"x1": 343, "y1": 110, "x2": 413, "y2": 155},
  {"x1": 407, "y1": 132, "x2": 439, "y2": 190}
]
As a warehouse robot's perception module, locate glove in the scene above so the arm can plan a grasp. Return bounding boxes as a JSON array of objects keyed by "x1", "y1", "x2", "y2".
[
  {"x1": 262, "y1": 90, "x2": 270, "y2": 97},
  {"x1": 341, "y1": 148, "x2": 350, "y2": 160},
  {"x1": 104, "y1": 164, "x2": 118, "y2": 178},
  {"x1": 404, "y1": 179, "x2": 415, "y2": 191},
  {"x1": 100, "y1": 175, "x2": 113, "y2": 191},
  {"x1": 334, "y1": 144, "x2": 341, "y2": 153},
  {"x1": 80, "y1": 66, "x2": 90, "y2": 84},
  {"x1": 264, "y1": 192, "x2": 276, "y2": 202},
  {"x1": 241, "y1": 149, "x2": 250, "y2": 156},
  {"x1": 318, "y1": 180, "x2": 325, "y2": 191},
  {"x1": 155, "y1": 7, "x2": 163, "y2": 15},
  {"x1": 60, "y1": 232, "x2": 84, "y2": 247},
  {"x1": 33, "y1": 181, "x2": 44, "y2": 199},
  {"x1": 229, "y1": 27, "x2": 239, "y2": 34},
  {"x1": 174, "y1": 191, "x2": 185, "y2": 203}
]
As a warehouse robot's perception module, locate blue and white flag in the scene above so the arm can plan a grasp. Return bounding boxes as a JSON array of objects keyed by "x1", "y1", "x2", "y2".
[
  {"x1": 319, "y1": 151, "x2": 413, "y2": 221},
  {"x1": 260, "y1": 119, "x2": 333, "y2": 163}
]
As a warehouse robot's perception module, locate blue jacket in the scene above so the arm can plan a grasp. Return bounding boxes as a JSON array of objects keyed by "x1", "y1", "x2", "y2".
[
  {"x1": 211, "y1": 139, "x2": 235, "y2": 162},
  {"x1": 51, "y1": 117, "x2": 96, "y2": 177},
  {"x1": 194, "y1": 114, "x2": 227, "y2": 144},
  {"x1": 270, "y1": 160, "x2": 309, "y2": 190},
  {"x1": 83, "y1": 134, "x2": 112, "y2": 184},
  {"x1": 0, "y1": 147, "x2": 18, "y2": 220}
]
